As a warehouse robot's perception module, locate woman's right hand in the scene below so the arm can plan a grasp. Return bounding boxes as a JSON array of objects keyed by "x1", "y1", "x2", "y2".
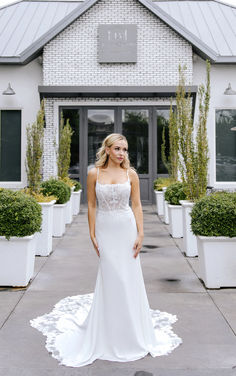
[{"x1": 91, "y1": 236, "x2": 100, "y2": 258}]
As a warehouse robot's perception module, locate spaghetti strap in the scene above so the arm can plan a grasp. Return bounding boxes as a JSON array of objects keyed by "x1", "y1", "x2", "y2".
[
  {"x1": 126, "y1": 168, "x2": 130, "y2": 182},
  {"x1": 97, "y1": 167, "x2": 99, "y2": 183}
]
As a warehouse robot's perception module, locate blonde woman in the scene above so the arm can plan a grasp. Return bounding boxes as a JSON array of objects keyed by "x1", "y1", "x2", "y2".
[{"x1": 30, "y1": 133, "x2": 182, "y2": 368}]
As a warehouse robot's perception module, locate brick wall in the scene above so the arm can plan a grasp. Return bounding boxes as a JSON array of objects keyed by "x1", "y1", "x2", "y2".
[
  {"x1": 42, "y1": 0, "x2": 193, "y2": 179},
  {"x1": 43, "y1": 0, "x2": 192, "y2": 86}
]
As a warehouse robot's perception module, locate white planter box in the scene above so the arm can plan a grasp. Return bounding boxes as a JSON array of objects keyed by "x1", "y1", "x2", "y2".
[
  {"x1": 197, "y1": 236, "x2": 236, "y2": 288},
  {"x1": 53, "y1": 203, "x2": 66, "y2": 237},
  {"x1": 168, "y1": 204, "x2": 183, "y2": 238},
  {"x1": 154, "y1": 190, "x2": 165, "y2": 216},
  {"x1": 65, "y1": 188, "x2": 74, "y2": 224},
  {"x1": 72, "y1": 189, "x2": 82, "y2": 216},
  {"x1": 34, "y1": 200, "x2": 56, "y2": 256},
  {"x1": 0, "y1": 234, "x2": 36, "y2": 286},
  {"x1": 163, "y1": 188, "x2": 169, "y2": 224},
  {"x1": 180, "y1": 200, "x2": 198, "y2": 257}
]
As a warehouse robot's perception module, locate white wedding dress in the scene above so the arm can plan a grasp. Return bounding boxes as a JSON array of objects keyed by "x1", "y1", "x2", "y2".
[{"x1": 30, "y1": 167, "x2": 183, "y2": 367}]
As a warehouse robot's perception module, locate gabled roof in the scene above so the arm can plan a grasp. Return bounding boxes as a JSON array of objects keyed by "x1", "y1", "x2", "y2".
[{"x1": 0, "y1": 0, "x2": 235, "y2": 65}]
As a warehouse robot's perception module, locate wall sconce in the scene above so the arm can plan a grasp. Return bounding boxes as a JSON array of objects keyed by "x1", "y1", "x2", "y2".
[
  {"x1": 230, "y1": 126, "x2": 236, "y2": 131},
  {"x1": 224, "y1": 83, "x2": 236, "y2": 95},
  {"x1": 2, "y1": 83, "x2": 15, "y2": 95}
]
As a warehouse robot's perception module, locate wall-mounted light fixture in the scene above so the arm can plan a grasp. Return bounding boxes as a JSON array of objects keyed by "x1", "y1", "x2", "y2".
[
  {"x1": 2, "y1": 83, "x2": 15, "y2": 95},
  {"x1": 230, "y1": 126, "x2": 236, "y2": 131},
  {"x1": 224, "y1": 83, "x2": 236, "y2": 95}
]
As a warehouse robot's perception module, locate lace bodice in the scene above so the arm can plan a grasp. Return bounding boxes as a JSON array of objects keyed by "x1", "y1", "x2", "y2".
[{"x1": 95, "y1": 167, "x2": 131, "y2": 211}]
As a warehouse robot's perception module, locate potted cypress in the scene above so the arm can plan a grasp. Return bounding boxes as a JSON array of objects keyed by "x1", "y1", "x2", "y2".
[
  {"x1": 41, "y1": 179, "x2": 70, "y2": 237},
  {"x1": 25, "y1": 99, "x2": 56, "y2": 256},
  {"x1": 191, "y1": 192, "x2": 236, "y2": 288},
  {"x1": 0, "y1": 189, "x2": 42, "y2": 286},
  {"x1": 71, "y1": 180, "x2": 82, "y2": 215},
  {"x1": 165, "y1": 182, "x2": 186, "y2": 238},
  {"x1": 57, "y1": 113, "x2": 74, "y2": 224},
  {"x1": 177, "y1": 61, "x2": 211, "y2": 257}
]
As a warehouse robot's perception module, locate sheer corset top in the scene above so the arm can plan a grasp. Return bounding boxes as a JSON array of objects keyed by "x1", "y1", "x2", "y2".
[{"x1": 95, "y1": 167, "x2": 131, "y2": 212}]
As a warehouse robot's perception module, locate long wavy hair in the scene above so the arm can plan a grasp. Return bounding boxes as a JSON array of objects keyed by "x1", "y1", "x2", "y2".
[{"x1": 95, "y1": 133, "x2": 136, "y2": 171}]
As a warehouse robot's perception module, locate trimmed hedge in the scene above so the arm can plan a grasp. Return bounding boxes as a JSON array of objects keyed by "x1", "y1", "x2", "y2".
[
  {"x1": 0, "y1": 189, "x2": 42, "y2": 240},
  {"x1": 153, "y1": 177, "x2": 176, "y2": 191},
  {"x1": 41, "y1": 179, "x2": 71, "y2": 204},
  {"x1": 191, "y1": 192, "x2": 236, "y2": 237},
  {"x1": 164, "y1": 182, "x2": 187, "y2": 205},
  {"x1": 71, "y1": 179, "x2": 82, "y2": 192}
]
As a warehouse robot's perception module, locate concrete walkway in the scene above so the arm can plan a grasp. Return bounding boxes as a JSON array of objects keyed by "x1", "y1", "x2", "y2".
[{"x1": 1, "y1": 204, "x2": 236, "y2": 376}]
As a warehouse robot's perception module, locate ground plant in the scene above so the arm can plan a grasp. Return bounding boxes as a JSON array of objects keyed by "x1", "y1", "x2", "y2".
[
  {"x1": 0, "y1": 189, "x2": 42, "y2": 240},
  {"x1": 164, "y1": 182, "x2": 187, "y2": 205},
  {"x1": 26, "y1": 100, "x2": 45, "y2": 192},
  {"x1": 153, "y1": 177, "x2": 176, "y2": 191},
  {"x1": 191, "y1": 192, "x2": 236, "y2": 237},
  {"x1": 41, "y1": 179, "x2": 71, "y2": 204},
  {"x1": 57, "y1": 112, "x2": 73, "y2": 179},
  {"x1": 177, "y1": 61, "x2": 211, "y2": 201}
]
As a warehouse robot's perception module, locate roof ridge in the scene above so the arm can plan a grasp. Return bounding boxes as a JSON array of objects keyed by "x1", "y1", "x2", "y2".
[{"x1": 0, "y1": 0, "x2": 23, "y2": 11}]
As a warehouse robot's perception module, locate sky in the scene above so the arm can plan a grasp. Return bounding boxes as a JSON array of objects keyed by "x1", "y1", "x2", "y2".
[{"x1": 0, "y1": 0, "x2": 236, "y2": 5}]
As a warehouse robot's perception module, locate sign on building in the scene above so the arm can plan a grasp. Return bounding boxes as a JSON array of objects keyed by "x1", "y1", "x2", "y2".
[{"x1": 98, "y1": 24, "x2": 137, "y2": 63}]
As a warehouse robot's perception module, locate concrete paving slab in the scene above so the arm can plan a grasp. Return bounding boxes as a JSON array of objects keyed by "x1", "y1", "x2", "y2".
[{"x1": 1, "y1": 204, "x2": 236, "y2": 375}]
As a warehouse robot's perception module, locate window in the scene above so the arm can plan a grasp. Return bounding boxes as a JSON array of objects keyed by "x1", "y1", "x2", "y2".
[
  {"x1": 0, "y1": 110, "x2": 21, "y2": 181},
  {"x1": 216, "y1": 109, "x2": 236, "y2": 182}
]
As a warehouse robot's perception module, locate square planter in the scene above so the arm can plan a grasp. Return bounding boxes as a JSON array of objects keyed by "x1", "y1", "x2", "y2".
[
  {"x1": 72, "y1": 189, "x2": 82, "y2": 216},
  {"x1": 163, "y1": 188, "x2": 169, "y2": 224},
  {"x1": 197, "y1": 236, "x2": 236, "y2": 288},
  {"x1": 65, "y1": 187, "x2": 74, "y2": 224},
  {"x1": 154, "y1": 190, "x2": 165, "y2": 216},
  {"x1": 34, "y1": 200, "x2": 56, "y2": 256},
  {"x1": 53, "y1": 203, "x2": 66, "y2": 237},
  {"x1": 168, "y1": 204, "x2": 183, "y2": 238},
  {"x1": 0, "y1": 234, "x2": 36, "y2": 286},
  {"x1": 180, "y1": 200, "x2": 198, "y2": 257}
]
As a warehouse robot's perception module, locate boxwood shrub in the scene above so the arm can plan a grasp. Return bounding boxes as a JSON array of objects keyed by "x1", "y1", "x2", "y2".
[
  {"x1": 191, "y1": 192, "x2": 236, "y2": 237},
  {"x1": 0, "y1": 189, "x2": 42, "y2": 240},
  {"x1": 71, "y1": 179, "x2": 82, "y2": 192},
  {"x1": 41, "y1": 179, "x2": 71, "y2": 204},
  {"x1": 153, "y1": 177, "x2": 176, "y2": 191},
  {"x1": 164, "y1": 182, "x2": 187, "y2": 205}
]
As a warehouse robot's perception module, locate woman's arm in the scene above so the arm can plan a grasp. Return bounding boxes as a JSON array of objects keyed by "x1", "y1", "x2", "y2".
[
  {"x1": 130, "y1": 169, "x2": 144, "y2": 258},
  {"x1": 87, "y1": 168, "x2": 100, "y2": 257}
]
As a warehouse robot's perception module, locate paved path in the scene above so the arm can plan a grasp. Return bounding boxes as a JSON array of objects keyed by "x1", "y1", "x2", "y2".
[{"x1": 1, "y1": 204, "x2": 236, "y2": 376}]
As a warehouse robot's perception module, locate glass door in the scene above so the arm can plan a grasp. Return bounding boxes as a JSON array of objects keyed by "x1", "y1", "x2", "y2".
[
  {"x1": 121, "y1": 108, "x2": 151, "y2": 201},
  {"x1": 87, "y1": 109, "x2": 115, "y2": 171}
]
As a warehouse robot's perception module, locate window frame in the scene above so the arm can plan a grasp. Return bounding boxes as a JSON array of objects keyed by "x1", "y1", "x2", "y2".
[{"x1": 0, "y1": 108, "x2": 22, "y2": 185}]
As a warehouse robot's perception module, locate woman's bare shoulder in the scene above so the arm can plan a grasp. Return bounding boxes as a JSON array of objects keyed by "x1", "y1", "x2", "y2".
[
  {"x1": 128, "y1": 168, "x2": 138, "y2": 182},
  {"x1": 87, "y1": 167, "x2": 97, "y2": 180}
]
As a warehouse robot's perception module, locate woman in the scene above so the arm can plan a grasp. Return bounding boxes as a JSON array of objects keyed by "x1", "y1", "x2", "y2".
[{"x1": 30, "y1": 133, "x2": 182, "y2": 368}]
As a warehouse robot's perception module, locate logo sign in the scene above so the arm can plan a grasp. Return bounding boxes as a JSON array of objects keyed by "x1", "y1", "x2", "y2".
[{"x1": 98, "y1": 24, "x2": 137, "y2": 63}]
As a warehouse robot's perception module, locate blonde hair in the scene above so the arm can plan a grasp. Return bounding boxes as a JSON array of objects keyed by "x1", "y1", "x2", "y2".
[{"x1": 95, "y1": 133, "x2": 136, "y2": 171}]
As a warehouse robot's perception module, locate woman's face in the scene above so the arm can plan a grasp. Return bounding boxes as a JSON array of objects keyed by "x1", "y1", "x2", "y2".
[{"x1": 106, "y1": 139, "x2": 128, "y2": 164}]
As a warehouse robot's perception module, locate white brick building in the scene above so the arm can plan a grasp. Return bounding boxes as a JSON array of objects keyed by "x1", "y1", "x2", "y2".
[{"x1": 0, "y1": 0, "x2": 235, "y2": 202}]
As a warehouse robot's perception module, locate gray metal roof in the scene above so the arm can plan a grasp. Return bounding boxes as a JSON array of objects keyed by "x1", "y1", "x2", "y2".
[
  {"x1": 155, "y1": 0, "x2": 236, "y2": 60},
  {"x1": 0, "y1": 0, "x2": 236, "y2": 64},
  {"x1": 0, "y1": 0, "x2": 82, "y2": 62}
]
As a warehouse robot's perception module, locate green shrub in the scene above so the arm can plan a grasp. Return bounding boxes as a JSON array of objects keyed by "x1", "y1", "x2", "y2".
[
  {"x1": 0, "y1": 189, "x2": 42, "y2": 240},
  {"x1": 41, "y1": 179, "x2": 71, "y2": 204},
  {"x1": 164, "y1": 182, "x2": 187, "y2": 205},
  {"x1": 153, "y1": 177, "x2": 176, "y2": 191},
  {"x1": 71, "y1": 179, "x2": 82, "y2": 192},
  {"x1": 191, "y1": 192, "x2": 236, "y2": 237}
]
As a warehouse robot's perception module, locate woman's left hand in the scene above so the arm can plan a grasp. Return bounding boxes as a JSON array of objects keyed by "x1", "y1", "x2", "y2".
[{"x1": 133, "y1": 234, "x2": 144, "y2": 258}]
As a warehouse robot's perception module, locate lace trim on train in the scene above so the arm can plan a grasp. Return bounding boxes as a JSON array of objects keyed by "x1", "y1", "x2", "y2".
[{"x1": 30, "y1": 293, "x2": 182, "y2": 364}]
